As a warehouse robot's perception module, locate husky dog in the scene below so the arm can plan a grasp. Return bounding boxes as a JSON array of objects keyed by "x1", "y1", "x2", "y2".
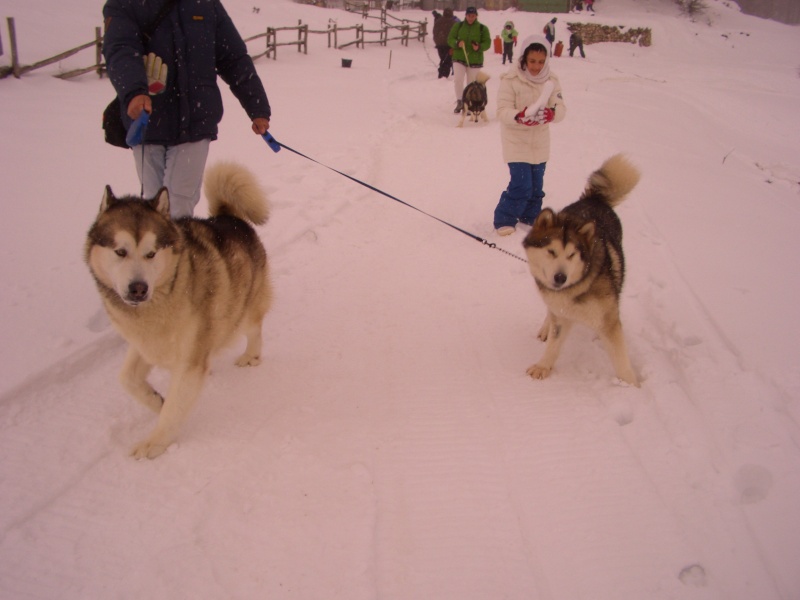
[
  {"x1": 522, "y1": 154, "x2": 640, "y2": 386},
  {"x1": 85, "y1": 162, "x2": 273, "y2": 459},
  {"x1": 457, "y1": 71, "x2": 490, "y2": 127}
]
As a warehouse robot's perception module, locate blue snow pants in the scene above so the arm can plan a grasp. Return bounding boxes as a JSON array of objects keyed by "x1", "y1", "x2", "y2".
[{"x1": 493, "y1": 162, "x2": 546, "y2": 229}]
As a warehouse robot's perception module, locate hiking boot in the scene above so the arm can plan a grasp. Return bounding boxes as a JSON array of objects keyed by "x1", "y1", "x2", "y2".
[{"x1": 454, "y1": 100, "x2": 463, "y2": 114}]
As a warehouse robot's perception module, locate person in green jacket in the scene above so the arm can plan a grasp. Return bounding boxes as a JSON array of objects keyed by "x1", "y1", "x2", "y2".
[
  {"x1": 501, "y1": 20, "x2": 518, "y2": 65},
  {"x1": 447, "y1": 6, "x2": 491, "y2": 114}
]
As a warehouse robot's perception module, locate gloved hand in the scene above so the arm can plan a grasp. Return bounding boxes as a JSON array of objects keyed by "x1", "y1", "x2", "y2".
[
  {"x1": 515, "y1": 110, "x2": 539, "y2": 126},
  {"x1": 143, "y1": 52, "x2": 167, "y2": 95},
  {"x1": 535, "y1": 107, "x2": 555, "y2": 124}
]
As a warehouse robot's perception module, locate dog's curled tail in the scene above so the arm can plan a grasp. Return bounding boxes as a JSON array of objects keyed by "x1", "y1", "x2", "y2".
[
  {"x1": 585, "y1": 153, "x2": 641, "y2": 207},
  {"x1": 204, "y1": 162, "x2": 270, "y2": 225}
]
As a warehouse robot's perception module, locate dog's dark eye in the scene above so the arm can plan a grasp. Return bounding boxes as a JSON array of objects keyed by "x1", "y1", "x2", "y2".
[
  {"x1": 144, "y1": 251, "x2": 156, "y2": 259},
  {"x1": 115, "y1": 249, "x2": 127, "y2": 258},
  {"x1": 547, "y1": 249, "x2": 557, "y2": 257},
  {"x1": 566, "y1": 252, "x2": 576, "y2": 260}
]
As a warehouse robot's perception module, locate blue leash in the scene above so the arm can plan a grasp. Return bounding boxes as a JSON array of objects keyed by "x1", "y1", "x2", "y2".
[{"x1": 262, "y1": 133, "x2": 526, "y2": 263}]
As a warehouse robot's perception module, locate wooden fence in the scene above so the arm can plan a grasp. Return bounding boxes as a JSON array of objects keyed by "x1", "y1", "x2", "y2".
[
  {"x1": 0, "y1": 10, "x2": 428, "y2": 79},
  {"x1": 0, "y1": 18, "x2": 104, "y2": 80}
]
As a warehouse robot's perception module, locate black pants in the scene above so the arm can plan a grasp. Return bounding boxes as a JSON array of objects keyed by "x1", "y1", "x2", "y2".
[
  {"x1": 502, "y1": 41, "x2": 514, "y2": 64},
  {"x1": 569, "y1": 42, "x2": 585, "y2": 58},
  {"x1": 436, "y1": 45, "x2": 453, "y2": 78}
]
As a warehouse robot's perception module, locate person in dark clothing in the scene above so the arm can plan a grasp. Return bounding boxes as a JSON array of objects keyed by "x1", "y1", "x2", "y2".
[
  {"x1": 543, "y1": 17, "x2": 557, "y2": 56},
  {"x1": 102, "y1": 0, "x2": 271, "y2": 217},
  {"x1": 432, "y1": 8, "x2": 458, "y2": 79},
  {"x1": 569, "y1": 32, "x2": 586, "y2": 58}
]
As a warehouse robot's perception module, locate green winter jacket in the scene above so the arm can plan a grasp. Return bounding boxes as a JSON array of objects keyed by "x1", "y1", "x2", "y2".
[
  {"x1": 447, "y1": 20, "x2": 491, "y2": 68},
  {"x1": 501, "y1": 21, "x2": 518, "y2": 44}
]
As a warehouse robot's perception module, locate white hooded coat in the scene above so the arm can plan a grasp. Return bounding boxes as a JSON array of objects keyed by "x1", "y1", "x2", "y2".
[{"x1": 496, "y1": 36, "x2": 566, "y2": 165}]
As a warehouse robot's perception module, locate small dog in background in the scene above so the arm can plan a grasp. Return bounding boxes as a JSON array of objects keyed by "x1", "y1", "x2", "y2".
[
  {"x1": 457, "y1": 71, "x2": 490, "y2": 127},
  {"x1": 522, "y1": 154, "x2": 641, "y2": 386}
]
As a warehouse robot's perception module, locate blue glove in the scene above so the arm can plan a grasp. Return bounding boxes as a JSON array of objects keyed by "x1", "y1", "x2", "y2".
[
  {"x1": 125, "y1": 111, "x2": 150, "y2": 147},
  {"x1": 262, "y1": 132, "x2": 282, "y2": 153}
]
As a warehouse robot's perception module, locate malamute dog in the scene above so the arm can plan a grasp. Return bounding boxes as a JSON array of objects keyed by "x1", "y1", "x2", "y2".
[
  {"x1": 522, "y1": 154, "x2": 640, "y2": 386},
  {"x1": 85, "y1": 162, "x2": 273, "y2": 459},
  {"x1": 457, "y1": 71, "x2": 490, "y2": 127}
]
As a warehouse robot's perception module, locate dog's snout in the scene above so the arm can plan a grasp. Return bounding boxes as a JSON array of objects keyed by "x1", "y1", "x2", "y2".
[
  {"x1": 127, "y1": 280, "x2": 149, "y2": 303},
  {"x1": 553, "y1": 272, "x2": 567, "y2": 287}
]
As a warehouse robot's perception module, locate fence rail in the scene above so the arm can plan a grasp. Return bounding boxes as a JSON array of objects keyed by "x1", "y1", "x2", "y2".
[
  {"x1": 0, "y1": 9, "x2": 427, "y2": 80},
  {"x1": 0, "y1": 18, "x2": 104, "y2": 80}
]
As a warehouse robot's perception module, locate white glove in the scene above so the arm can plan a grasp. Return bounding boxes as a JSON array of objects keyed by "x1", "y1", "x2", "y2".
[{"x1": 144, "y1": 52, "x2": 168, "y2": 95}]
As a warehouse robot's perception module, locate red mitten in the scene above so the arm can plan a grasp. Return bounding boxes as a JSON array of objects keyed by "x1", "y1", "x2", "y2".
[
  {"x1": 515, "y1": 111, "x2": 538, "y2": 126},
  {"x1": 536, "y1": 107, "x2": 555, "y2": 124}
]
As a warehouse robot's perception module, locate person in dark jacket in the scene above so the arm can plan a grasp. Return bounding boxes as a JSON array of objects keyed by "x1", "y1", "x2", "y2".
[
  {"x1": 543, "y1": 17, "x2": 557, "y2": 56},
  {"x1": 432, "y1": 8, "x2": 458, "y2": 79},
  {"x1": 102, "y1": 0, "x2": 271, "y2": 217},
  {"x1": 569, "y1": 32, "x2": 585, "y2": 57}
]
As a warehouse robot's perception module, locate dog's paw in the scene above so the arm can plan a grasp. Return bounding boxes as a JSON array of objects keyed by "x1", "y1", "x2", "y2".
[
  {"x1": 614, "y1": 373, "x2": 640, "y2": 388},
  {"x1": 526, "y1": 364, "x2": 552, "y2": 380},
  {"x1": 235, "y1": 354, "x2": 261, "y2": 367},
  {"x1": 131, "y1": 438, "x2": 170, "y2": 460}
]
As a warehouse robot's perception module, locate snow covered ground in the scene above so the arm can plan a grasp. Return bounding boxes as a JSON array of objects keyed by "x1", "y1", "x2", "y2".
[{"x1": 1, "y1": 0, "x2": 799, "y2": 597}]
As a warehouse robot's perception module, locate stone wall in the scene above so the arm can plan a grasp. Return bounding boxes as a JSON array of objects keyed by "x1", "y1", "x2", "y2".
[{"x1": 566, "y1": 22, "x2": 652, "y2": 47}]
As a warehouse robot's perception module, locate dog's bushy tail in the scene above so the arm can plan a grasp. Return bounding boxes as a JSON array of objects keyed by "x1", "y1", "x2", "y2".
[
  {"x1": 584, "y1": 153, "x2": 640, "y2": 207},
  {"x1": 204, "y1": 162, "x2": 270, "y2": 225}
]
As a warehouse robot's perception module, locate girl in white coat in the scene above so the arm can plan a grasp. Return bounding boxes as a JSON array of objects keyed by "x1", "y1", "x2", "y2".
[{"x1": 493, "y1": 36, "x2": 566, "y2": 236}]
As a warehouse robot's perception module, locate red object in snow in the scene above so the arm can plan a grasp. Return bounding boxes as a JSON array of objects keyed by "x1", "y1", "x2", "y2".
[{"x1": 494, "y1": 36, "x2": 502, "y2": 54}]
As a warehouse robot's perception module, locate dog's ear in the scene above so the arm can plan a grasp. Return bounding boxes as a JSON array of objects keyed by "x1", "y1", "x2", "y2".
[
  {"x1": 533, "y1": 208, "x2": 556, "y2": 231},
  {"x1": 149, "y1": 187, "x2": 171, "y2": 217},
  {"x1": 578, "y1": 221, "x2": 596, "y2": 243},
  {"x1": 99, "y1": 185, "x2": 116, "y2": 214}
]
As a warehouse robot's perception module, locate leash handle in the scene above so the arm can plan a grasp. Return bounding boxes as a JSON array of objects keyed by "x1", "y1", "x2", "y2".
[
  {"x1": 262, "y1": 132, "x2": 282, "y2": 153},
  {"x1": 126, "y1": 111, "x2": 150, "y2": 147}
]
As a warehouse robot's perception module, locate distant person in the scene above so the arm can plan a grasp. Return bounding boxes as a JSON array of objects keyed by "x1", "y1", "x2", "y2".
[
  {"x1": 102, "y1": 0, "x2": 271, "y2": 218},
  {"x1": 569, "y1": 32, "x2": 586, "y2": 58},
  {"x1": 448, "y1": 6, "x2": 491, "y2": 114},
  {"x1": 432, "y1": 8, "x2": 458, "y2": 79},
  {"x1": 572, "y1": 0, "x2": 584, "y2": 12},
  {"x1": 493, "y1": 36, "x2": 566, "y2": 236},
  {"x1": 586, "y1": 0, "x2": 596, "y2": 13},
  {"x1": 543, "y1": 17, "x2": 557, "y2": 55},
  {"x1": 500, "y1": 21, "x2": 518, "y2": 65}
]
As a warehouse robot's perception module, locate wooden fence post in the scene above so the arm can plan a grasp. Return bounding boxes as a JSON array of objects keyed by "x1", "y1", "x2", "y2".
[
  {"x1": 95, "y1": 26, "x2": 103, "y2": 77},
  {"x1": 8, "y1": 17, "x2": 21, "y2": 78}
]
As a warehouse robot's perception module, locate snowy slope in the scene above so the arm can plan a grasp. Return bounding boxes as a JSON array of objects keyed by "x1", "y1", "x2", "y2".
[{"x1": 1, "y1": 0, "x2": 799, "y2": 598}]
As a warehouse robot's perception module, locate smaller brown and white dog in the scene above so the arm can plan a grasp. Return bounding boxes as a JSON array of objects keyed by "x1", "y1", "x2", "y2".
[
  {"x1": 522, "y1": 154, "x2": 640, "y2": 386},
  {"x1": 457, "y1": 71, "x2": 490, "y2": 127}
]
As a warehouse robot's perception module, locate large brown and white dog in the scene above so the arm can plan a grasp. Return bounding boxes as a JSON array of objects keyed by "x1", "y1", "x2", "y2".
[
  {"x1": 522, "y1": 154, "x2": 640, "y2": 386},
  {"x1": 85, "y1": 162, "x2": 272, "y2": 458}
]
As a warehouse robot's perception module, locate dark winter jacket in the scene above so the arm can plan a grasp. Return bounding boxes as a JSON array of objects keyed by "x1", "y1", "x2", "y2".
[
  {"x1": 432, "y1": 8, "x2": 457, "y2": 47},
  {"x1": 102, "y1": 0, "x2": 271, "y2": 145}
]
